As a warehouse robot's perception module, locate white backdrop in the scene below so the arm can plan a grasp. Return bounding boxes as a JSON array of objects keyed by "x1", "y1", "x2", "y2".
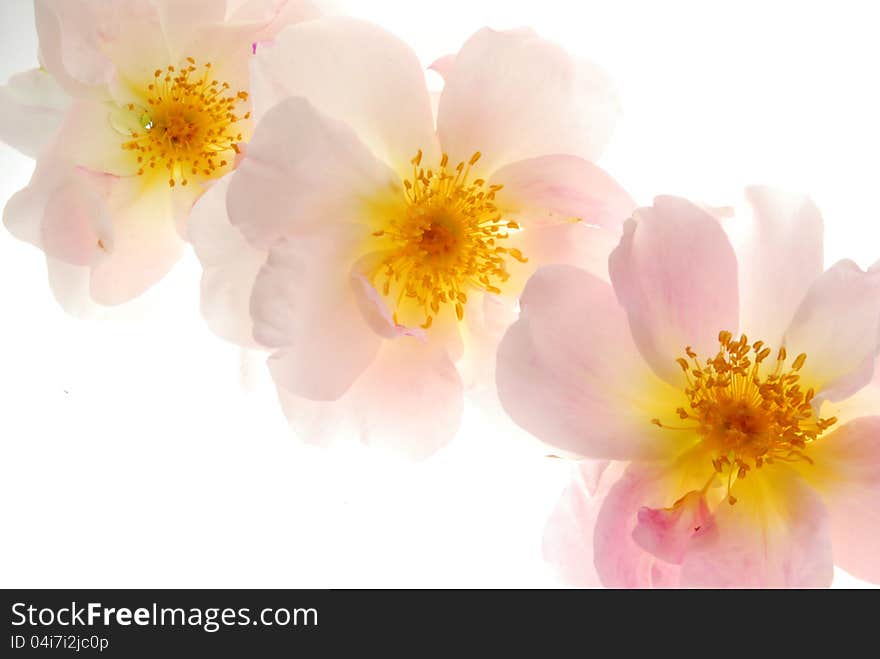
[{"x1": 1, "y1": 0, "x2": 877, "y2": 588}]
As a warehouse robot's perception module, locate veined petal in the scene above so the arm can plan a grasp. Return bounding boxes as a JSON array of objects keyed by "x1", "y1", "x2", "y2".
[
  {"x1": 783, "y1": 260, "x2": 880, "y2": 402},
  {"x1": 735, "y1": 186, "x2": 824, "y2": 348},
  {"x1": 437, "y1": 27, "x2": 619, "y2": 174},
  {"x1": 680, "y1": 465, "x2": 833, "y2": 588},
  {"x1": 496, "y1": 265, "x2": 686, "y2": 461},
  {"x1": 249, "y1": 17, "x2": 438, "y2": 170},
  {"x1": 491, "y1": 154, "x2": 634, "y2": 284},
  {"x1": 226, "y1": 96, "x2": 402, "y2": 248},
  {"x1": 275, "y1": 336, "x2": 463, "y2": 461},
  {"x1": 253, "y1": 225, "x2": 381, "y2": 401},
  {"x1": 795, "y1": 416, "x2": 880, "y2": 584},
  {"x1": 609, "y1": 196, "x2": 740, "y2": 387},
  {"x1": 0, "y1": 68, "x2": 71, "y2": 158}
]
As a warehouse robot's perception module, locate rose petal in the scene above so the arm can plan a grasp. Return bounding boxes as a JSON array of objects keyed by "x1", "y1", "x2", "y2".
[
  {"x1": 679, "y1": 465, "x2": 833, "y2": 588},
  {"x1": 609, "y1": 196, "x2": 740, "y2": 386},
  {"x1": 0, "y1": 68, "x2": 71, "y2": 158},
  {"x1": 226, "y1": 96, "x2": 401, "y2": 248},
  {"x1": 428, "y1": 54, "x2": 456, "y2": 82},
  {"x1": 88, "y1": 178, "x2": 186, "y2": 305},
  {"x1": 491, "y1": 154, "x2": 634, "y2": 284},
  {"x1": 496, "y1": 265, "x2": 685, "y2": 461},
  {"x1": 735, "y1": 186, "x2": 824, "y2": 348},
  {"x1": 252, "y1": 225, "x2": 381, "y2": 401},
  {"x1": 542, "y1": 462, "x2": 613, "y2": 588},
  {"x1": 275, "y1": 335, "x2": 463, "y2": 461},
  {"x1": 437, "y1": 27, "x2": 619, "y2": 174},
  {"x1": 795, "y1": 416, "x2": 880, "y2": 585},
  {"x1": 783, "y1": 260, "x2": 880, "y2": 402},
  {"x1": 248, "y1": 16, "x2": 438, "y2": 169},
  {"x1": 229, "y1": 0, "x2": 322, "y2": 42},
  {"x1": 34, "y1": 0, "x2": 119, "y2": 93},
  {"x1": 632, "y1": 490, "x2": 714, "y2": 565},
  {"x1": 188, "y1": 176, "x2": 268, "y2": 348},
  {"x1": 592, "y1": 463, "x2": 683, "y2": 588}
]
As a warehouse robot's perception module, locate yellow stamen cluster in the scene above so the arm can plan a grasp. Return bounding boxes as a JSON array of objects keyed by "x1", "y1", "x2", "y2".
[
  {"x1": 370, "y1": 151, "x2": 527, "y2": 329},
  {"x1": 121, "y1": 58, "x2": 250, "y2": 187},
  {"x1": 652, "y1": 330, "x2": 837, "y2": 504}
]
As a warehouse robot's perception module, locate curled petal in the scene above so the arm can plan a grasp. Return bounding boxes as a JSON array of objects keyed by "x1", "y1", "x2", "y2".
[{"x1": 632, "y1": 490, "x2": 714, "y2": 565}]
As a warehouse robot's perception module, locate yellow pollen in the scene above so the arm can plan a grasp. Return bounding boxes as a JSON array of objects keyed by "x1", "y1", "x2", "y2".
[
  {"x1": 370, "y1": 150, "x2": 527, "y2": 329},
  {"x1": 121, "y1": 58, "x2": 248, "y2": 187},
  {"x1": 653, "y1": 330, "x2": 837, "y2": 503}
]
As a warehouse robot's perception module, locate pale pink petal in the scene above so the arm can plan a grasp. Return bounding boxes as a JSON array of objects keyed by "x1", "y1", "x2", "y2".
[
  {"x1": 458, "y1": 293, "x2": 519, "y2": 392},
  {"x1": 4, "y1": 157, "x2": 72, "y2": 248},
  {"x1": 428, "y1": 54, "x2": 456, "y2": 82},
  {"x1": 0, "y1": 68, "x2": 71, "y2": 158},
  {"x1": 491, "y1": 154, "x2": 634, "y2": 283},
  {"x1": 735, "y1": 186, "x2": 824, "y2": 348},
  {"x1": 155, "y1": 0, "x2": 227, "y2": 57},
  {"x1": 5, "y1": 159, "x2": 113, "y2": 266},
  {"x1": 608, "y1": 196, "x2": 740, "y2": 386},
  {"x1": 492, "y1": 155, "x2": 633, "y2": 232},
  {"x1": 437, "y1": 28, "x2": 619, "y2": 174},
  {"x1": 188, "y1": 176, "x2": 267, "y2": 348},
  {"x1": 252, "y1": 225, "x2": 381, "y2": 401},
  {"x1": 632, "y1": 490, "x2": 714, "y2": 565},
  {"x1": 54, "y1": 99, "x2": 139, "y2": 177},
  {"x1": 45, "y1": 257, "x2": 99, "y2": 318},
  {"x1": 40, "y1": 177, "x2": 112, "y2": 266},
  {"x1": 496, "y1": 264, "x2": 685, "y2": 461},
  {"x1": 349, "y1": 267, "x2": 427, "y2": 342},
  {"x1": 592, "y1": 463, "x2": 683, "y2": 588},
  {"x1": 226, "y1": 96, "x2": 401, "y2": 248},
  {"x1": 783, "y1": 260, "x2": 880, "y2": 402},
  {"x1": 249, "y1": 17, "x2": 438, "y2": 169},
  {"x1": 88, "y1": 178, "x2": 187, "y2": 305},
  {"x1": 228, "y1": 0, "x2": 322, "y2": 40},
  {"x1": 797, "y1": 416, "x2": 880, "y2": 584},
  {"x1": 542, "y1": 463, "x2": 612, "y2": 588},
  {"x1": 275, "y1": 336, "x2": 463, "y2": 461},
  {"x1": 34, "y1": 0, "x2": 119, "y2": 93},
  {"x1": 679, "y1": 465, "x2": 833, "y2": 588}
]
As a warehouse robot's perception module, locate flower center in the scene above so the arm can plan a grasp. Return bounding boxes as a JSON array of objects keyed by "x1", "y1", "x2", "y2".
[
  {"x1": 121, "y1": 58, "x2": 250, "y2": 188},
  {"x1": 652, "y1": 330, "x2": 837, "y2": 503},
  {"x1": 370, "y1": 150, "x2": 527, "y2": 329}
]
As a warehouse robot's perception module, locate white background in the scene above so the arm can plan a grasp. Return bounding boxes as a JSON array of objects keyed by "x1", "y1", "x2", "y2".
[{"x1": 1, "y1": 0, "x2": 877, "y2": 587}]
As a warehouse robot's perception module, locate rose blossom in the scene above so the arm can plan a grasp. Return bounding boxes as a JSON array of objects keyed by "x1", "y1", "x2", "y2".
[
  {"x1": 189, "y1": 17, "x2": 632, "y2": 458},
  {"x1": 497, "y1": 188, "x2": 880, "y2": 587},
  {"x1": 1, "y1": 0, "x2": 319, "y2": 309}
]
